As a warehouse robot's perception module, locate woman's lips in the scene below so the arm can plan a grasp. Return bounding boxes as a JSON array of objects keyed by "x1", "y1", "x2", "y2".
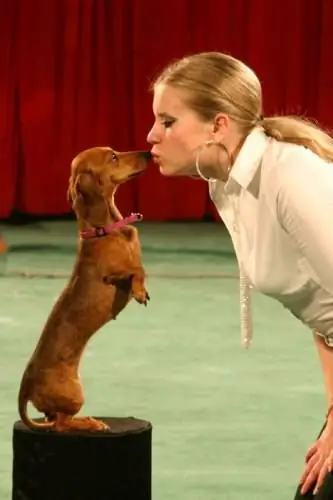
[{"x1": 151, "y1": 153, "x2": 161, "y2": 164}]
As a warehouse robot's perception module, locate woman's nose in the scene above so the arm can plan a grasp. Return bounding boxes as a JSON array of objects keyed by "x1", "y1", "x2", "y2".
[{"x1": 146, "y1": 124, "x2": 159, "y2": 145}]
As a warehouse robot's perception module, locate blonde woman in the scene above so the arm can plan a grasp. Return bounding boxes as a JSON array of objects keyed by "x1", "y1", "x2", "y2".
[{"x1": 147, "y1": 51, "x2": 333, "y2": 499}]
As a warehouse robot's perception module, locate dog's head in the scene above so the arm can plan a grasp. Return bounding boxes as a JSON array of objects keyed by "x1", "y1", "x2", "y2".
[{"x1": 67, "y1": 146, "x2": 151, "y2": 221}]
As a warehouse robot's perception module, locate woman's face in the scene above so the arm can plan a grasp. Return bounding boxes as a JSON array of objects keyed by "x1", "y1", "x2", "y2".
[{"x1": 147, "y1": 84, "x2": 212, "y2": 176}]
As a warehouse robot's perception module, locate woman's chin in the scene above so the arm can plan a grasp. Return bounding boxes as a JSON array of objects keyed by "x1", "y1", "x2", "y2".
[
  {"x1": 159, "y1": 164, "x2": 173, "y2": 176},
  {"x1": 159, "y1": 164, "x2": 183, "y2": 177}
]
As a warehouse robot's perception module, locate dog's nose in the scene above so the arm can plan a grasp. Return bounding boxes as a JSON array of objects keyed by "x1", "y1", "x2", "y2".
[{"x1": 139, "y1": 151, "x2": 152, "y2": 161}]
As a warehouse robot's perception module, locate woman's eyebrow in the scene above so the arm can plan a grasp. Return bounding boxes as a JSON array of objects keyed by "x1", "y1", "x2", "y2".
[{"x1": 157, "y1": 112, "x2": 175, "y2": 119}]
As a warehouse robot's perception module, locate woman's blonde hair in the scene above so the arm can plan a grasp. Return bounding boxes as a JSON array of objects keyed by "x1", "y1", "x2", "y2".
[{"x1": 152, "y1": 52, "x2": 333, "y2": 162}]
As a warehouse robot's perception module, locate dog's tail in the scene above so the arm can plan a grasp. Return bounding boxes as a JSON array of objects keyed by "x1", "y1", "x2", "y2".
[{"x1": 18, "y1": 377, "x2": 55, "y2": 430}]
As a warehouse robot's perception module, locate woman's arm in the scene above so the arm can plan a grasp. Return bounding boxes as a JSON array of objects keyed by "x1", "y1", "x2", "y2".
[
  {"x1": 273, "y1": 151, "x2": 333, "y2": 494},
  {"x1": 314, "y1": 333, "x2": 333, "y2": 420},
  {"x1": 298, "y1": 333, "x2": 333, "y2": 494},
  {"x1": 275, "y1": 149, "x2": 333, "y2": 296},
  {"x1": 275, "y1": 153, "x2": 333, "y2": 408},
  {"x1": 275, "y1": 154, "x2": 333, "y2": 409}
]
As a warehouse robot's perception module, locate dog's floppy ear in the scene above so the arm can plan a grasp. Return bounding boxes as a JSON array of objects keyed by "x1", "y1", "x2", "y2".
[
  {"x1": 67, "y1": 173, "x2": 75, "y2": 207},
  {"x1": 67, "y1": 183, "x2": 73, "y2": 205},
  {"x1": 70, "y1": 171, "x2": 95, "y2": 202},
  {"x1": 67, "y1": 171, "x2": 95, "y2": 215},
  {"x1": 74, "y1": 172, "x2": 94, "y2": 197}
]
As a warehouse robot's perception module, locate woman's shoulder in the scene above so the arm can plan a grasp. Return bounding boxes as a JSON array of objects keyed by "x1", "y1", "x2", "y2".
[
  {"x1": 263, "y1": 137, "x2": 331, "y2": 180},
  {"x1": 261, "y1": 137, "x2": 333, "y2": 208}
]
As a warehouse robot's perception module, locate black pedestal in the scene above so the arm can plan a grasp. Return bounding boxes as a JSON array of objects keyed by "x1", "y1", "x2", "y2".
[{"x1": 12, "y1": 416, "x2": 152, "y2": 500}]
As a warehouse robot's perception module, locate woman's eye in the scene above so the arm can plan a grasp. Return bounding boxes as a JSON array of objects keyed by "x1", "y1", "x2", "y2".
[{"x1": 162, "y1": 119, "x2": 175, "y2": 129}]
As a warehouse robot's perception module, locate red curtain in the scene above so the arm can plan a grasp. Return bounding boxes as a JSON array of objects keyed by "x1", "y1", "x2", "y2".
[{"x1": 1, "y1": 0, "x2": 333, "y2": 221}]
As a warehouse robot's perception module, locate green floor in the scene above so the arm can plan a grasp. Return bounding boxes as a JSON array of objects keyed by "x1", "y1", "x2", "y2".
[{"x1": 0, "y1": 221, "x2": 325, "y2": 499}]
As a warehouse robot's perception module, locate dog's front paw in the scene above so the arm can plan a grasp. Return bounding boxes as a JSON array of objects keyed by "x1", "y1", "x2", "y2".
[{"x1": 133, "y1": 289, "x2": 150, "y2": 306}]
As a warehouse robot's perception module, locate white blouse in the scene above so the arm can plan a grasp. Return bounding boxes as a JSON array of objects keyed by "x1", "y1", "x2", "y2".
[{"x1": 209, "y1": 127, "x2": 333, "y2": 348}]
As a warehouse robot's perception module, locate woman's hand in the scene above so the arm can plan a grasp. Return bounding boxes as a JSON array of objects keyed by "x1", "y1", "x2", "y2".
[{"x1": 300, "y1": 422, "x2": 333, "y2": 495}]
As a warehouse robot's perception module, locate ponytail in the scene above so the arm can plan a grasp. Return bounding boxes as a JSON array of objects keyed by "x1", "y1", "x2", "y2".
[{"x1": 261, "y1": 115, "x2": 333, "y2": 162}]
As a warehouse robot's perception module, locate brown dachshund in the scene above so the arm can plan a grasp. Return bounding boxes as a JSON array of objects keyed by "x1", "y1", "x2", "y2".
[
  {"x1": 0, "y1": 235, "x2": 7, "y2": 254},
  {"x1": 18, "y1": 146, "x2": 151, "y2": 432},
  {"x1": 0, "y1": 235, "x2": 7, "y2": 275}
]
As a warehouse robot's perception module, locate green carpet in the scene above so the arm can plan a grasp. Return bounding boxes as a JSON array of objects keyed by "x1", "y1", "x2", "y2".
[{"x1": 0, "y1": 221, "x2": 325, "y2": 499}]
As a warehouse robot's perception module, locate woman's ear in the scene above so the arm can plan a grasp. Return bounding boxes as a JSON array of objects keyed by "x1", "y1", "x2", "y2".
[{"x1": 212, "y1": 113, "x2": 229, "y2": 141}]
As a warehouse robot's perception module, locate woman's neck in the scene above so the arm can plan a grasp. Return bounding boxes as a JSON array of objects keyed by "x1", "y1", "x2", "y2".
[{"x1": 202, "y1": 132, "x2": 247, "y2": 181}]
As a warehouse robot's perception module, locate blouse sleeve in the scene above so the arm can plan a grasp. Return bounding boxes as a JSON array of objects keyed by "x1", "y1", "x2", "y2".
[{"x1": 275, "y1": 148, "x2": 333, "y2": 295}]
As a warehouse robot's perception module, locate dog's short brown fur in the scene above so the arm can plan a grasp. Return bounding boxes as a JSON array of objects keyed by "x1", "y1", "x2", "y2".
[
  {"x1": 18, "y1": 146, "x2": 151, "y2": 432},
  {"x1": 0, "y1": 235, "x2": 7, "y2": 255}
]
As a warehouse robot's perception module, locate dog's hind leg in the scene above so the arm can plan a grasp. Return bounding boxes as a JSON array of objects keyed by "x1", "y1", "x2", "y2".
[
  {"x1": 54, "y1": 414, "x2": 109, "y2": 432},
  {"x1": 44, "y1": 412, "x2": 56, "y2": 423}
]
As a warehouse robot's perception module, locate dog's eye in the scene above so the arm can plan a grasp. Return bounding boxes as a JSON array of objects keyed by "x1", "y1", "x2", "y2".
[{"x1": 111, "y1": 152, "x2": 118, "y2": 162}]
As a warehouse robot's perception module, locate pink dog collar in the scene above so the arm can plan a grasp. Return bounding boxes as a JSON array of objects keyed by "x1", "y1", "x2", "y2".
[{"x1": 80, "y1": 213, "x2": 143, "y2": 239}]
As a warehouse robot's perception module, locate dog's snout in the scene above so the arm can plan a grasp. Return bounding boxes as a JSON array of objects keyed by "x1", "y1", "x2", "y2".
[{"x1": 139, "y1": 151, "x2": 152, "y2": 161}]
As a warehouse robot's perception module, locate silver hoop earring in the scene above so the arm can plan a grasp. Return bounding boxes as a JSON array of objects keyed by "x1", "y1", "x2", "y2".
[
  {"x1": 195, "y1": 140, "x2": 214, "y2": 182},
  {"x1": 194, "y1": 140, "x2": 231, "y2": 182}
]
